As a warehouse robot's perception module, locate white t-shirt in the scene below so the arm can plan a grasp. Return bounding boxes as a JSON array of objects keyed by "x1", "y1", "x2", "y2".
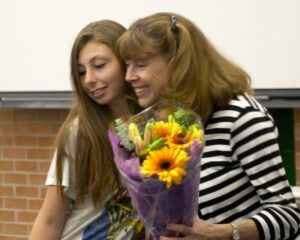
[{"x1": 46, "y1": 120, "x2": 145, "y2": 240}]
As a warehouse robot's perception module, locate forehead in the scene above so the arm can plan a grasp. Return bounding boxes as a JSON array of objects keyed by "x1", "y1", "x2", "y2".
[
  {"x1": 79, "y1": 41, "x2": 115, "y2": 63},
  {"x1": 127, "y1": 54, "x2": 169, "y2": 67},
  {"x1": 119, "y1": 32, "x2": 159, "y2": 59}
]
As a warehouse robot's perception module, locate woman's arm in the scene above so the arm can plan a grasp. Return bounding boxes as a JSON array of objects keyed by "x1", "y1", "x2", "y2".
[
  {"x1": 160, "y1": 217, "x2": 259, "y2": 240},
  {"x1": 232, "y1": 109, "x2": 300, "y2": 239},
  {"x1": 29, "y1": 186, "x2": 71, "y2": 240}
]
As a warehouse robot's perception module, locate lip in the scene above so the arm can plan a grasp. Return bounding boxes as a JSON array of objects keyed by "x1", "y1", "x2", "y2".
[
  {"x1": 91, "y1": 86, "x2": 107, "y2": 97},
  {"x1": 133, "y1": 86, "x2": 148, "y2": 96}
]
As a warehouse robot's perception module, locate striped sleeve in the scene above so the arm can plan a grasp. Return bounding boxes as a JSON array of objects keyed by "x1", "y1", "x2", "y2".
[{"x1": 231, "y1": 95, "x2": 300, "y2": 239}]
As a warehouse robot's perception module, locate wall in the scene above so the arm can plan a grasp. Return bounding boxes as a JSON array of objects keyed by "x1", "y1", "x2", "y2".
[
  {"x1": 0, "y1": 108, "x2": 299, "y2": 239},
  {"x1": 1, "y1": 0, "x2": 300, "y2": 92},
  {"x1": 0, "y1": 109, "x2": 68, "y2": 240}
]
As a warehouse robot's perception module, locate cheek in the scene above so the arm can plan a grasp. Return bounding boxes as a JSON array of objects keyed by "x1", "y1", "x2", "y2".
[
  {"x1": 111, "y1": 73, "x2": 126, "y2": 91},
  {"x1": 153, "y1": 73, "x2": 169, "y2": 93},
  {"x1": 108, "y1": 66, "x2": 124, "y2": 83},
  {"x1": 80, "y1": 80, "x2": 89, "y2": 93},
  {"x1": 114, "y1": 81, "x2": 126, "y2": 94}
]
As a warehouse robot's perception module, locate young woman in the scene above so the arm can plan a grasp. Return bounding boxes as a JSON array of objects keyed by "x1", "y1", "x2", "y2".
[
  {"x1": 29, "y1": 20, "x2": 144, "y2": 240},
  {"x1": 117, "y1": 12, "x2": 300, "y2": 239}
]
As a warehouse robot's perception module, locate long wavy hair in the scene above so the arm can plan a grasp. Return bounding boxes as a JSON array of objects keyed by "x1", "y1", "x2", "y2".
[
  {"x1": 55, "y1": 20, "x2": 140, "y2": 206},
  {"x1": 117, "y1": 12, "x2": 252, "y2": 123}
]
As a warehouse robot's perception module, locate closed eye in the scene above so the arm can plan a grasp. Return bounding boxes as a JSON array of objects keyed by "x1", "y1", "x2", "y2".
[
  {"x1": 137, "y1": 63, "x2": 146, "y2": 68},
  {"x1": 95, "y1": 63, "x2": 106, "y2": 69},
  {"x1": 125, "y1": 60, "x2": 146, "y2": 69}
]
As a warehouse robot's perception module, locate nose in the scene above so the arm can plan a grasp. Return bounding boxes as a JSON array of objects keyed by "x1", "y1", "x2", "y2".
[
  {"x1": 84, "y1": 69, "x2": 97, "y2": 85},
  {"x1": 125, "y1": 66, "x2": 138, "y2": 83}
]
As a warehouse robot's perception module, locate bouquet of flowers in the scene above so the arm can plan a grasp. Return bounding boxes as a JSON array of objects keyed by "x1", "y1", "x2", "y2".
[{"x1": 108, "y1": 100, "x2": 204, "y2": 239}]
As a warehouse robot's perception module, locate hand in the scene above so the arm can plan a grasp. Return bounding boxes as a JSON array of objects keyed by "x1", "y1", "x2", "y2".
[{"x1": 159, "y1": 217, "x2": 231, "y2": 240}]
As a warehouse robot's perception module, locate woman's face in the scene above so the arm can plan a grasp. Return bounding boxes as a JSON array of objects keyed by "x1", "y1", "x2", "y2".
[
  {"x1": 78, "y1": 40, "x2": 126, "y2": 108},
  {"x1": 125, "y1": 55, "x2": 170, "y2": 108}
]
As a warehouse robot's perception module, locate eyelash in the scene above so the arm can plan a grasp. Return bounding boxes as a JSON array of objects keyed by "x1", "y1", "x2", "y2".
[
  {"x1": 137, "y1": 63, "x2": 146, "y2": 68},
  {"x1": 78, "y1": 63, "x2": 105, "y2": 76},
  {"x1": 95, "y1": 63, "x2": 105, "y2": 69},
  {"x1": 126, "y1": 63, "x2": 146, "y2": 69}
]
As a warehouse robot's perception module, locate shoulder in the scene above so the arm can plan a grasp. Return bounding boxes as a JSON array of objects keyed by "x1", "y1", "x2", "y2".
[
  {"x1": 68, "y1": 117, "x2": 79, "y2": 138},
  {"x1": 67, "y1": 117, "x2": 79, "y2": 151},
  {"x1": 212, "y1": 93, "x2": 270, "y2": 119},
  {"x1": 227, "y1": 93, "x2": 267, "y2": 113},
  {"x1": 206, "y1": 93, "x2": 275, "y2": 133},
  {"x1": 58, "y1": 117, "x2": 79, "y2": 157}
]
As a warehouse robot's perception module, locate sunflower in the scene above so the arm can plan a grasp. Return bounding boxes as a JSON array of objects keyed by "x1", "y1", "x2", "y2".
[
  {"x1": 153, "y1": 121, "x2": 182, "y2": 139},
  {"x1": 141, "y1": 146, "x2": 189, "y2": 188},
  {"x1": 167, "y1": 124, "x2": 204, "y2": 149},
  {"x1": 187, "y1": 124, "x2": 204, "y2": 144}
]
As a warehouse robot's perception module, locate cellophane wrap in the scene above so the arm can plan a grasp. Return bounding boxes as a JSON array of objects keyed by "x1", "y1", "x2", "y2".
[{"x1": 108, "y1": 100, "x2": 204, "y2": 239}]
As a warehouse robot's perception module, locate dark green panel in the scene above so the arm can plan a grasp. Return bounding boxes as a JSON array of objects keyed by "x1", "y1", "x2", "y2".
[{"x1": 271, "y1": 109, "x2": 296, "y2": 185}]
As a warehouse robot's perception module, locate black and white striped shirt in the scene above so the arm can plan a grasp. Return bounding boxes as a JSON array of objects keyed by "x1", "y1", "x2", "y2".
[{"x1": 199, "y1": 94, "x2": 300, "y2": 239}]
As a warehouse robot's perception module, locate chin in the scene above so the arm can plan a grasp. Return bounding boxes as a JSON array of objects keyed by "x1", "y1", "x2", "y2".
[
  {"x1": 138, "y1": 98, "x2": 154, "y2": 108},
  {"x1": 93, "y1": 98, "x2": 108, "y2": 106}
]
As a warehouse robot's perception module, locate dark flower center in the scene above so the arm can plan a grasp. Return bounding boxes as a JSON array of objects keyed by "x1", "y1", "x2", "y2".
[
  {"x1": 160, "y1": 161, "x2": 171, "y2": 169},
  {"x1": 173, "y1": 135, "x2": 184, "y2": 144}
]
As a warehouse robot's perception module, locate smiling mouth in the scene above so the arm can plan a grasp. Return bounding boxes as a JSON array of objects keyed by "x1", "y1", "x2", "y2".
[
  {"x1": 92, "y1": 87, "x2": 106, "y2": 97},
  {"x1": 134, "y1": 86, "x2": 147, "y2": 95}
]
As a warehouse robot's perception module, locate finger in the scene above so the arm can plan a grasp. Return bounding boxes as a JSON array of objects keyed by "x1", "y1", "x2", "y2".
[
  {"x1": 166, "y1": 223, "x2": 192, "y2": 235},
  {"x1": 160, "y1": 237, "x2": 177, "y2": 240},
  {"x1": 160, "y1": 236, "x2": 189, "y2": 240}
]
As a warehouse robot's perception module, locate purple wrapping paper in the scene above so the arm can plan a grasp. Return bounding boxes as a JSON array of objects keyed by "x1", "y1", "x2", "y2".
[{"x1": 108, "y1": 131, "x2": 202, "y2": 239}]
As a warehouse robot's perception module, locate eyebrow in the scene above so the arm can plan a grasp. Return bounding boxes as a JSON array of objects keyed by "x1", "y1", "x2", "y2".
[{"x1": 78, "y1": 55, "x2": 109, "y2": 66}]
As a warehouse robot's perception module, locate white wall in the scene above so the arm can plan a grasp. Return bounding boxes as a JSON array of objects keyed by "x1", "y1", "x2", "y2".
[{"x1": 0, "y1": 0, "x2": 299, "y2": 92}]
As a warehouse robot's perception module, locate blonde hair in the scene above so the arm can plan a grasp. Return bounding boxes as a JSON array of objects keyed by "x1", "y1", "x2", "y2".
[
  {"x1": 117, "y1": 12, "x2": 252, "y2": 122},
  {"x1": 55, "y1": 20, "x2": 139, "y2": 206}
]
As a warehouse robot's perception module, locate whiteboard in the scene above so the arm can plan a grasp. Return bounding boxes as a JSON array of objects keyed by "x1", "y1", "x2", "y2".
[{"x1": 0, "y1": 0, "x2": 299, "y2": 92}]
